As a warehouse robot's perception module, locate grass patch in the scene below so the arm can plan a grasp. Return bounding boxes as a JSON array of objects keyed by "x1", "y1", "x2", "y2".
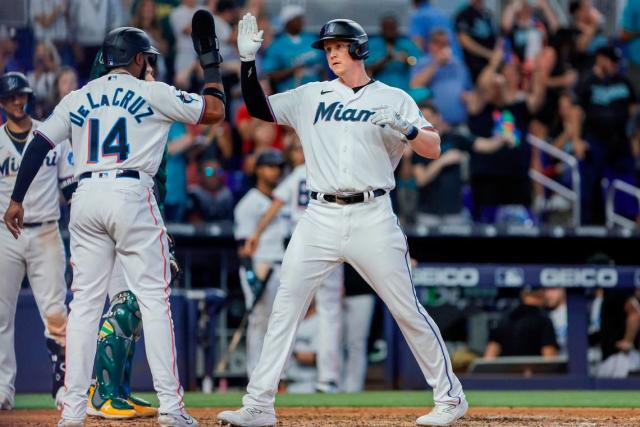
[{"x1": 15, "y1": 391, "x2": 640, "y2": 410}]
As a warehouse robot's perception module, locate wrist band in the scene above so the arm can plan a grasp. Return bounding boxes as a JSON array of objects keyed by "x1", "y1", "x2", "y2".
[
  {"x1": 405, "y1": 125, "x2": 419, "y2": 140},
  {"x1": 202, "y1": 86, "x2": 226, "y2": 105}
]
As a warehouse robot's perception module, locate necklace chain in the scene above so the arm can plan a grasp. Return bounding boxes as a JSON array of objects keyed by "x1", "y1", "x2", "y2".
[{"x1": 5, "y1": 125, "x2": 31, "y2": 143}]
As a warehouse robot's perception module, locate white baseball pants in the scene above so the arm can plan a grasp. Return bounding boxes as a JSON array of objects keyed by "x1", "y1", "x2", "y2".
[
  {"x1": 243, "y1": 194, "x2": 464, "y2": 410},
  {"x1": 61, "y1": 173, "x2": 185, "y2": 421},
  {"x1": 0, "y1": 221, "x2": 67, "y2": 404}
]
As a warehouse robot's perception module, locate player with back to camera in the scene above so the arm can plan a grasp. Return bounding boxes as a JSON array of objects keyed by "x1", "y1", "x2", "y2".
[
  {"x1": 4, "y1": 10, "x2": 225, "y2": 427},
  {"x1": 0, "y1": 71, "x2": 73, "y2": 412},
  {"x1": 217, "y1": 13, "x2": 467, "y2": 427}
]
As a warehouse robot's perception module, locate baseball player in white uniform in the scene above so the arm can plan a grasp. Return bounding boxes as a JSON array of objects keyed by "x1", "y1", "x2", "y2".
[
  {"x1": 243, "y1": 138, "x2": 344, "y2": 392},
  {"x1": 0, "y1": 72, "x2": 73, "y2": 411},
  {"x1": 234, "y1": 149, "x2": 287, "y2": 377},
  {"x1": 4, "y1": 15, "x2": 226, "y2": 427},
  {"x1": 218, "y1": 15, "x2": 467, "y2": 427}
]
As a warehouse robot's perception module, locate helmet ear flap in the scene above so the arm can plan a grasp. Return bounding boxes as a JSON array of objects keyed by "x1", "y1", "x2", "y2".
[{"x1": 348, "y1": 41, "x2": 358, "y2": 59}]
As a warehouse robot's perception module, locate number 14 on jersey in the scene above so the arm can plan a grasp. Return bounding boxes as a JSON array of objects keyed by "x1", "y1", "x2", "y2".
[{"x1": 87, "y1": 117, "x2": 130, "y2": 164}]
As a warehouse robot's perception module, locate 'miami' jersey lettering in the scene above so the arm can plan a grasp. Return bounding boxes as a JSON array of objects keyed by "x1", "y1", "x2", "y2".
[{"x1": 313, "y1": 101, "x2": 375, "y2": 124}]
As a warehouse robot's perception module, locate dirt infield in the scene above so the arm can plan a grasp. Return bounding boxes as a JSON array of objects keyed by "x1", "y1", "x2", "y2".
[{"x1": 2, "y1": 407, "x2": 640, "y2": 426}]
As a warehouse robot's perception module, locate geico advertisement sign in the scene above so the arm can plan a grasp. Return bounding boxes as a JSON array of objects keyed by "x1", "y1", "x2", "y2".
[
  {"x1": 412, "y1": 268, "x2": 479, "y2": 287},
  {"x1": 540, "y1": 268, "x2": 618, "y2": 287}
]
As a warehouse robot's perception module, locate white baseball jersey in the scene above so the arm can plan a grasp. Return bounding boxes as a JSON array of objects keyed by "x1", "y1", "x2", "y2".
[
  {"x1": 234, "y1": 188, "x2": 286, "y2": 263},
  {"x1": 268, "y1": 79, "x2": 431, "y2": 194},
  {"x1": 34, "y1": 72, "x2": 205, "y2": 177},
  {"x1": 273, "y1": 164, "x2": 308, "y2": 227},
  {"x1": 0, "y1": 120, "x2": 73, "y2": 223}
]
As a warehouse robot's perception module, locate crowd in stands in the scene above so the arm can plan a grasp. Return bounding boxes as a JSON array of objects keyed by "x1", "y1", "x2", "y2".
[{"x1": 1, "y1": 0, "x2": 640, "y2": 227}]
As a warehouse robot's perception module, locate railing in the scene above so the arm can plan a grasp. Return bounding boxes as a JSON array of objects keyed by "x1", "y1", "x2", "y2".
[
  {"x1": 605, "y1": 179, "x2": 640, "y2": 229},
  {"x1": 527, "y1": 134, "x2": 581, "y2": 227}
]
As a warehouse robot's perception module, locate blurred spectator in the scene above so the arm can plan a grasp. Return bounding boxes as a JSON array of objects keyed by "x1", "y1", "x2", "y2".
[
  {"x1": 187, "y1": 157, "x2": 234, "y2": 223},
  {"x1": 484, "y1": 289, "x2": 558, "y2": 358},
  {"x1": 342, "y1": 264, "x2": 376, "y2": 392},
  {"x1": 285, "y1": 302, "x2": 319, "y2": 393},
  {"x1": 464, "y1": 41, "x2": 545, "y2": 222},
  {"x1": 50, "y1": 66, "x2": 78, "y2": 105},
  {"x1": 0, "y1": 27, "x2": 20, "y2": 74},
  {"x1": 597, "y1": 290, "x2": 640, "y2": 377},
  {"x1": 410, "y1": 29, "x2": 471, "y2": 126},
  {"x1": 454, "y1": 0, "x2": 496, "y2": 82},
  {"x1": 262, "y1": 5, "x2": 323, "y2": 93},
  {"x1": 165, "y1": 122, "x2": 195, "y2": 222},
  {"x1": 366, "y1": 15, "x2": 421, "y2": 93},
  {"x1": 27, "y1": 41, "x2": 61, "y2": 119},
  {"x1": 413, "y1": 102, "x2": 470, "y2": 226},
  {"x1": 569, "y1": 0, "x2": 607, "y2": 73},
  {"x1": 395, "y1": 148, "x2": 418, "y2": 225},
  {"x1": 170, "y1": 0, "x2": 204, "y2": 78},
  {"x1": 209, "y1": 0, "x2": 238, "y2": 63},
  {"x1": 68, "y1": 0, "x2": 120, "y2": 81},
  {"x1": 534, "y1": 29, "x2": 579, "y2": 138},
  {"x1": 544, "y1": 288, "x2": 567, "y2": 355},
  {"x1": 130, "y1": 1, "x2": 170, "y2": 81},
  {"x1": 409, "y1": 0, "x2": 462, "y2": 59},
  {"x1": 620, "y1": 0, "x2": 640, "y2": 96},
  {"x1": 30, "y1": 0, "x2": 69, "y2": 55},
  {"x1": 574, "y1": 46, "x2": 637, "y2": 224},
  {"x1": 501, "y1": 0, "x2": 559, "y2": 72}
]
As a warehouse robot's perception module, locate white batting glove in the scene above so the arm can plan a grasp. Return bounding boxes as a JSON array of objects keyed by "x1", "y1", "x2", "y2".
[
  {"x1": 237, "y1": 13, "x2": 264, "y2": 62},
  {"x1": 371, "y1": 105, "x2": 416, "y2": 137}
]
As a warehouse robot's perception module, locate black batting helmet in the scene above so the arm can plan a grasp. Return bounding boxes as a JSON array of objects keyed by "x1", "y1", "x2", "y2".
[
  {"x1": 0, "y1": 72, "x2": 33, "y2": 99},
  {"x1": 101, "y1": 27, "x2": 160, "y2": 69},
  {"x1": 311, "y1": 19, "x2": 369, "y2": 60},
  {"x1": 256, "y1": 149, "x2": 285, "y2": 167}
]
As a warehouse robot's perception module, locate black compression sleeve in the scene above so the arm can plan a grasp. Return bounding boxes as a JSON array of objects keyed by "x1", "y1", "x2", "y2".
[
  {"x1": 240, "y1": 60, "x2": 275, "y2": 123},
  {"x1": 11, "y1": 134, "x2": 53, "y2": 203}
]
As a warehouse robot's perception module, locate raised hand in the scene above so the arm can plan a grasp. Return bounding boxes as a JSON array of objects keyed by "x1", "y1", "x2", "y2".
[{"x1": 238, "y1": 13, "x2": 264, "y2": 62}]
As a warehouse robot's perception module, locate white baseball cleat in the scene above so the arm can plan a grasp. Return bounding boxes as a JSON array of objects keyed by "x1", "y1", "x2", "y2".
[
  {"x1": 416, "y1": 398, "x2": 468, "y2": 426},
  {"x1": 56, "y1": 418, "x2": 84, "y2": 427},
  {"x1": 54, "y1": 387, "x2": 65, "y2": 411},
  {"x1": 158, "y1": 412, "x2": 199, "y2": 426},
  {"x1": 217, "y1": 407, "x2": 277, "y2": 426}
]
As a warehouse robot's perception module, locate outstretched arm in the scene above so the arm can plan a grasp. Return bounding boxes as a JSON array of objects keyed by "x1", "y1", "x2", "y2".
[
  {"x1": 191, "y1": 10, "x2": 226, "y2": 124},
  {"x1": 238, "y1": 13, "x2": 276, "y2": 123}
]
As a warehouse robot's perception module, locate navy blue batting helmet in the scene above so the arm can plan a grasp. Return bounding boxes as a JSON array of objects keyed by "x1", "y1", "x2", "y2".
[
  {"x1": 0, "y1": 72, "x2": 33, "y2": 99},
  {"x1": 101, "y1": 27, "x2": 160, "y2": 69},
  {"x1": 256, "y1": 149, "x2": 285, "y2": 167},
  {"x1": 311, "y1": 19, "x2": 369, "y2": 60}
]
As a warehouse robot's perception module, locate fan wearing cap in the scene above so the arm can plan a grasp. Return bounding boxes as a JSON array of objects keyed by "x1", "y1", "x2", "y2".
[
  {"x1": 261, "y1": 5, "x2": 324, "y2": 93},
  {"x1": 573, "y1": 45, "x2": 638, "y2": 224},
  {"x1": 218, "y1": 12, "x2": 467, "y2": 427},
  {"x1": 233, "y1": 149, "x2": 287, "y2": 377}
]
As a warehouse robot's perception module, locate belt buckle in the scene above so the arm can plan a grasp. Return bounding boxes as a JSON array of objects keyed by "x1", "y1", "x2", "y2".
[{"x1": 335, "y1": 196, "x2": 348, "y2": 205}]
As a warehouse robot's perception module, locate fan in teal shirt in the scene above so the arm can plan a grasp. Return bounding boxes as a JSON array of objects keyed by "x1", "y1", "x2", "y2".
[
  {"x1": 622, "y1": 0, "x2": 640, "y2": 66},
  {"x1": 262, "y1": 11, "x2": 323, "y2": 93},
  {"x1": 366, "y1": 15, "x2": 423, "y2": 93}
]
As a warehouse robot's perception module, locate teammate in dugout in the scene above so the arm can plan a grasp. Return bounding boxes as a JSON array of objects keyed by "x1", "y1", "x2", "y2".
[
  {"x1": 217, "y1": 15, "x2": 468, "y2": 427},
  {"x1": 0, "y1": 72, "x2": 72, "y2": 411},
  {"x1": 4, "y1": 10, "x2": 226, "y2": 427}
]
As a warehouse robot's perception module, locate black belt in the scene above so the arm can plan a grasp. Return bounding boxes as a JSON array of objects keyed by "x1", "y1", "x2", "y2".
[
  {"x1": 310, "y1": 189, "x2": 386, "y2": 205},
  {"x1": 79, "y1": 170, "x2": 140, "y2": 181},
  {"x1": 23, "y1": 220, "x2": 56, "y2": 228}
]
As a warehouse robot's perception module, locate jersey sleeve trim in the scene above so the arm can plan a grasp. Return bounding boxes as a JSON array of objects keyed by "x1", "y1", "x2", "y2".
[
  {"x1": 196, "y1": 94, "x2": 206, "y2": 124},
  {"x1": 33, "y1": 130, "x2": 56, "y2": 148}
]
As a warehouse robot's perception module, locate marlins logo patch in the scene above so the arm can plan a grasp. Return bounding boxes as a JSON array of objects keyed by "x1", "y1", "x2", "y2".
[{"x1": 176, "y1": 91, "x2": 195, "y2": 104}]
